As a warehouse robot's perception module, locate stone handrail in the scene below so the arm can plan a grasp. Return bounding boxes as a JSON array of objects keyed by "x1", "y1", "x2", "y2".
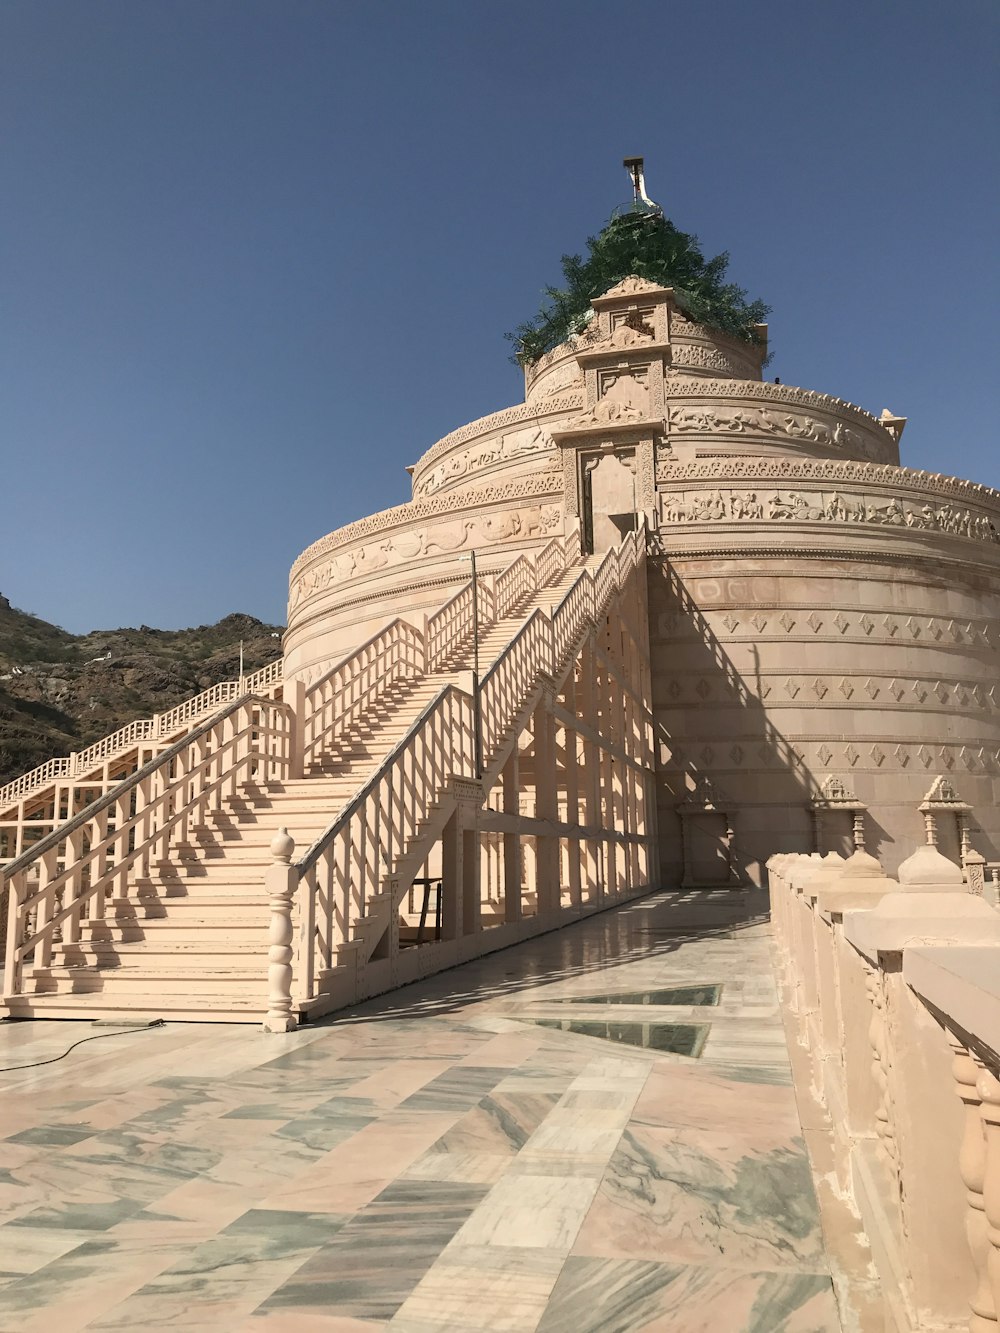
[
  {"x1": 0, "y1": 656, "x2": 284, "y2": 813},
  {"x1": 534, "y1": 536, "x2": 567, "y2": 590},
  {"x1": 426, "y1": 581, "x2": 485, "y2": 671},
  {"x1": 271, "y1": 528, "x2": 642, "y2": 1028},
  {"x1": 2, "y1": 694, "x2": 294, "y2": 998},
  {"x1": 0, "y1": 758, "x2": 72, "y2": 806},
  {"x1": 768, "y1": 847, "x2": 1000, "y2": 1331},
  {"x1": 494, "y1": 555, "x2": 535, "y2": 621},
  {"x1": 292, "y1": 683, "x2": 476, "y2": 1006},
  {"x1": 302, "y1": 619, "x2": 425, "y2": 770}
]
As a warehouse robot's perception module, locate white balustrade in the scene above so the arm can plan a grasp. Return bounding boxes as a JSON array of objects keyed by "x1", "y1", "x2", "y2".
[
  {"x1": 770, "y1": 840, "x2": 1000, "y2": 1331},
  {"x1": 2, "y1": 694, "x2": 293, "y2": 1000}
]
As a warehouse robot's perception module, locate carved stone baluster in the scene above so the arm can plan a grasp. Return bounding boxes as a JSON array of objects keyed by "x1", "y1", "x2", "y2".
[
  {"x1": 950, "y1": 1035, "x2": 996, "y2": 1332},
  {"x1": 978, "y1": 1066, "x2": 1000, "y2": 1327},
  {"x1": 263, "y1": 829, "x2": 298, "y2": 1034}
]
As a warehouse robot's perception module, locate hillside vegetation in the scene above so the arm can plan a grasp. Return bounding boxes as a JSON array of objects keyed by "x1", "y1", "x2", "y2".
[{"x1": 0, "y1": 594, "x2": 283, "y2": 786}]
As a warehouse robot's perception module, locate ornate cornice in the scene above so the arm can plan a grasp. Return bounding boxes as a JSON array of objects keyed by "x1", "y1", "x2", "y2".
[
  {"x1": 411, "y1": 395, "x2": 584, "y2": 479},
  {"x1": 656, "y1": 456, "x2": 1000, "y2": 508},
  {"x1": 663, "y1": 376, "x2": 888, "y2": 435},
  {"x1": 290, "y1": 471, "x2": 562, "y2": 579}
]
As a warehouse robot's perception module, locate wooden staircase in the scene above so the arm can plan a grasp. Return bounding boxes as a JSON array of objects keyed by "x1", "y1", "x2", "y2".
[{"x1": 6, "y1": 568, "x2": 582, "y2": 1021}]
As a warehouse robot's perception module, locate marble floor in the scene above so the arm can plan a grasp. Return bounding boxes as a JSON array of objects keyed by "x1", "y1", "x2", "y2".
[{"x1": 0, "y1": 890, "x2": 847, "y2": 1332}]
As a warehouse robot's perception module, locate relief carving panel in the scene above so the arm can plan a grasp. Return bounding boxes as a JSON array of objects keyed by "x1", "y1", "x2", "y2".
[
  {"x1": 290, "y1": 503, "x2": 562, "y2": 611},
  {"x1": 658, "y1": 486, "x2": 1000, "y2": 545}
]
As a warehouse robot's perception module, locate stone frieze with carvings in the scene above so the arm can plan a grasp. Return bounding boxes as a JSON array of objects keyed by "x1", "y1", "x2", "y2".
[
  {"x1": 415, "y1": 424, "x2": 556, "y2": 498},
  {"x1": 656, "y1": 456, "x2": 1000, "y2": 509},
  {"x1": 666, "y1": 403, "x2": 882, "y2": 457},
  {"x1": 663, "y1": 376, "x2": 888, "y2": 434},
  {"x1": 289, "y1": 500, "x2": 562, "y2": 611},
  {"x1": 291, "y1": 471, "x2": 562, "y2": 580},
  {"x1": 411, "y1": 395, "x2": 584, "y2": 479},
  {"x1": 657, "y1": 485, "x2": 1000, "y2": 546}
]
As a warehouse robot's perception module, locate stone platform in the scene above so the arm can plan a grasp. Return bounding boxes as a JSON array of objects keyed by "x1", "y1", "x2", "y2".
[{"x1": 0, "y1": 892, "x2": 852, "y2": 1331}]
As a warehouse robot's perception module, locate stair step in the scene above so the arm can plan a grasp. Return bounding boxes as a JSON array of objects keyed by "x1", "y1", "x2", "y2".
[
  {"x1": 30, "y1": 963, "x2": 266, "y2": 987},
  {"x1": 4, "y1": 993, "x2": 270, "y2": 1020}
]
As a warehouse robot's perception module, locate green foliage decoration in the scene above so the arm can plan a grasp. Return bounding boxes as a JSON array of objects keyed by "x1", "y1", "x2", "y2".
[{"x1": 508, "y1": 205, "x2": 770, "y2": 366}]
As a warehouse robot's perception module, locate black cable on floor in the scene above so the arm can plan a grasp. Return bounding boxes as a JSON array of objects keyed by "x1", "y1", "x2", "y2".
[{"x1": 0, "y1": 1018, "x2": 165, "y2": 1072}]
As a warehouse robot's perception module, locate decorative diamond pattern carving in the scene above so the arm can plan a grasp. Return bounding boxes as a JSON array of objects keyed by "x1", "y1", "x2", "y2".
[
  {"x1": 974, "y1": 685, "x2": 986, "y2": 708},
  {"x1": 722, "y1": 613, "x2": 739, "y2": 633},
  {"x1": 839, "y1": 679, "x2": 854, "y2": 699},
  {"x1": 884, "y1": 616, "x2": 899, "y2": 637},
  {"x1": 949, "y1": 621, "x2": 964, "y2": 642},
  {"x1": 845, "y1": 744, "x2": 859, "y2": 766},
  {"x1": 859, "y1": 614, "x2": 874, "y2": 636},
  {"x1": 912, "y1": 681, "x2": 927, "y2": 702},
  {"x1": 930, "y1": 621, "x2": 944, "y2": 641},
  {"x1": 695, "y1": 679, "x2": 711, "y2": 700},
  {"x1": 961, "y1": 747, "x2": 976, "y2": 770},
  {"x1": 813, "y1": 679, "x2": 828, "y2": 699},
  {"x1": 887, "y1": 679, "x2": 902, "y2": 701},
  {"x1": 870, "y1": 744, "x2": 885, "y2": 766},
  {"x1": 758, "y1": 681, "x2": 771, "y2": 699},
  {"x1": 818, "y1": 744, "x2": 833, "y2": 765},
  {"x1": 751, "y1": 613, "x2": 768, "y2": 633},
  {"x1": 917, "y1": 745, "x2": 933, "y2": 767},
  {"x1": 779, "y1": 612, "x2": 796, "y2": 633},
  {"x1": 955, "y1": 685, "x2": 968, "y2": 706},
  {"x1": 700, "y1": 745, "x2": 715, "y2": 766},
  {"x1": 934, "y1": 681, "x2": 949, "y2": 703},
  {"x1": 667, "y1": 680, "x2": 682, "y2": 700},
  {"x1": 941, "y1": 748, "x2": 955, "y2": 770},
  {"x1": 865, "y1": 678, "x2": 881, "y2": 699},
  {"x1": 833, "y1": 613, "x2": 849, "y2": 635},
  {"x1": 807, "y1": 612, "x2": 822, "y2": 633},
  {"x1": 730, "y1": 744, "x2": 744, "y2": 765},
  {"x1": 894, "y1": 744, "x2": 909, "y2": 767},
  {"x1": 785, "y1": 679, "x2": 800, "y2": 698},
  {"x1": 757, "y1": 745, "x2": 774, "y2": 766},
  {"x1": 907, "y1": 617, "x2": 921, "y2": 639}
]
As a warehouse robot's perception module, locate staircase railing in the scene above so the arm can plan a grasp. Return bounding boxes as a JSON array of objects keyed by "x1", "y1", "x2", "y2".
[
  {"x1": 2, "y1": 694, "x2": 294, "y2": 999},
  {"x1": 494, "y1": 554, "x2": 534, "y2": 620},
  {"x1": 300, "y1": 536, "x2": 574, "y2": 769},
  {"x1": 1, "y1": 537, "x2": 575, "y2": 859},
  {"x1": 302, "y1": 620, "x2": 425, "y2": 771},
  {"x1": 294, "y1": 685, "x2": 477, "y2": 999},
  {"x1": 286, "y1": 528, "x2": 643, "y2": 1011},
  {"x1": 0, "y1": 657, "x2": 285, "y2": 813}
]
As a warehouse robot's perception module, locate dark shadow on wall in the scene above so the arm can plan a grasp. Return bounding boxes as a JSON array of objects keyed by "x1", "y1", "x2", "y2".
[{"x1": 646, "y1": 546, "x2": 883, "y2": 883}]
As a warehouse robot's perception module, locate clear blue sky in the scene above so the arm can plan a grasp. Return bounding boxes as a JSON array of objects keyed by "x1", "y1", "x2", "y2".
[{"x1": 3, "y1": 1, "x2": 998, "y2": 633}]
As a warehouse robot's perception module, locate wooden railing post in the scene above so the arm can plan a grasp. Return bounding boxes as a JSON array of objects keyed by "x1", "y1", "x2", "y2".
[{"x1": 263, "y1": 828, "x2": 298, "y2": 1033}]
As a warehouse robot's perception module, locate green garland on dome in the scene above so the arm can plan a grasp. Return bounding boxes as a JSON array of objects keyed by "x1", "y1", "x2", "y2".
[{"x1": 508, "y1": 205, "x2": 770, "y2": 366}]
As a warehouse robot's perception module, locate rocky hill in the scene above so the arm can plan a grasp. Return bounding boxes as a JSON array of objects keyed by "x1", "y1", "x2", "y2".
[{"x1": 0, "y1": 594, "x2": 283, "y2": 786}]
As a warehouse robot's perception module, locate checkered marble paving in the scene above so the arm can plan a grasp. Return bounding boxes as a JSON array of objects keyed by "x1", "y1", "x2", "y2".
[{"x1": 0, "y1": 890, "x2": 843, "y2": 1331}]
